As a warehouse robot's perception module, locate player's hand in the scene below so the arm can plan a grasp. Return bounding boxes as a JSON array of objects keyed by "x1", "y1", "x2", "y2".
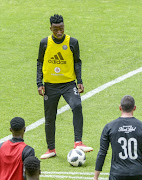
[
  {"x1": 38, "y1": 86, "x2": 45, "y2": 96},
  {"x1": 77, "y1": 84, "x2": 84, "y2": 93}
]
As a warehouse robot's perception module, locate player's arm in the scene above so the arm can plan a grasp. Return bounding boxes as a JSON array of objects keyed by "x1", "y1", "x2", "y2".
[
  {"x1": 37, "y1": 61, "x2": 45, "y2": 96},
  {"x1": 94, "y1": 170, "x2": 100, "y2": 180},
  {"x1": 70, "y1": 37, "x2": 84, "y2": 93},
  {"x1": 22, "y1": 145, "x2": 35, "y2": 160},
  {"x1": 94, "y1": 124, "x2": 110, "y2": 178},
  {"x1": 37, "y1": 38, "x2": 47, "y2": 96},
  {"x1": 75, "y1": 61, "x2": 84, "y2": 93}
]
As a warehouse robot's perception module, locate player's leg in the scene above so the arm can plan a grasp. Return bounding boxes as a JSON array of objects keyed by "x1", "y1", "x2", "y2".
[
  {"x1": 44, "y1": 96, "x2": 60, "y2": 150},
  {"x1": 62, "y1": 81, "x2": 93, "y2": 152},
  {"x1": 40, "y1": 83, "x2": 61, "y2": 159},
  {"x1": 62, "y1": 81, "x2": 83, "y2": 140}
]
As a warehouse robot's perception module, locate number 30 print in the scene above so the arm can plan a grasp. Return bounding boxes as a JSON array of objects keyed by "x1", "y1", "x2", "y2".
[{"x1": 118, "y1": 137, "x2": 138, "y2": 160}]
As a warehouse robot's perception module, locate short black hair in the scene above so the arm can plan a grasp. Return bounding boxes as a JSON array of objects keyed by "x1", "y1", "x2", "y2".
[
  {"x1": 24, "y1": 156, "x2": 40, "y2": 176},
  {"x1": 50, "y1": 14, "x2": 63, "y2": 25},
  {"x1": 10, "y1": 117, "x2": 25, "y2": 131},
  {"x1": 121, "y1": 95, "x2": 135, "y2": 112}
]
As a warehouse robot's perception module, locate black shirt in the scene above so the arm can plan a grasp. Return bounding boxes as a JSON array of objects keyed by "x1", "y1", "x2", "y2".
[
  {"x1": 95, "y1": 117, "x2": 142, "y2": 176},
  {"x1": 37, "y1": 34, "x2": 83, "y2": 88}
]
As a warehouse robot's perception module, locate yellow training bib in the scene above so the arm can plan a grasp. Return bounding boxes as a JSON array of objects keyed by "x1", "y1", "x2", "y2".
[{"x1": 43, "y1": 35, "x2": 76, "y2": 83}]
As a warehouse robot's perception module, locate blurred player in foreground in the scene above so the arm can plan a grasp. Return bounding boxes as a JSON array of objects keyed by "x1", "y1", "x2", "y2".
[
  {"x1": 94, "y1": 95, "x2": 142, "y2": 180},
  {"x1": 0, "y1": 117, "x2": 35, "y2": 180},
  {"x1": 24, "y1": 156, "x2": 41, "y2": 180}
]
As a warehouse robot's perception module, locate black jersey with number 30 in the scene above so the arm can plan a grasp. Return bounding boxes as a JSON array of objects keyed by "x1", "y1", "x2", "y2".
[{"x1": 95, "y1": 117, "x2": 142, "y2": 176}]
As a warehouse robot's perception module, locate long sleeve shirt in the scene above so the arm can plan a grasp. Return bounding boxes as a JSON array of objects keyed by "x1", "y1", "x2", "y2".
[{"x1": 95, "y1": 117, "x2": 142, "y2": 176}]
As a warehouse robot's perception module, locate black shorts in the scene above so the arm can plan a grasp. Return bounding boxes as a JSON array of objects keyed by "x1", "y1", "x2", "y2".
[{"x1": 109, "y1": 175, "x2": 142, "y2": 180}]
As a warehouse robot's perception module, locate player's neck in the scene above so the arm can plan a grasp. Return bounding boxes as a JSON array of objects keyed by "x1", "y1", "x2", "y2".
[
  {"x1": 121, "y1": 112, "x2": 133, "y2": 118},
  {"x1": 12, "y1": 134, "x2": 24, "y2": 139},
  {"x1": 52, "y1": 34, "x2": 65, "y2": 43}
]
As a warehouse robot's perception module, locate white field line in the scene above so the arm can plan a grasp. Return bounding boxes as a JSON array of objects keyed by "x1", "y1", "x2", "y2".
[
  {"x1": 41, "y1": 171, "x2": 109, "y2": 179},
  {"x1": 41, "y1": 172, "x2": 109, "y2": 176},
  {"x1": 0, "y1": 67, "x2": 142, "y2": 143},
  {"x1": 40, "y1": 174, "x2": 108, "y2": 180}
]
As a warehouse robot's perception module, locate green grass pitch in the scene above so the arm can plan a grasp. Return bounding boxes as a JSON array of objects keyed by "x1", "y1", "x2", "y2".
[{"x1": 0, "y1": 0, "x2": 142, "y2": 179}]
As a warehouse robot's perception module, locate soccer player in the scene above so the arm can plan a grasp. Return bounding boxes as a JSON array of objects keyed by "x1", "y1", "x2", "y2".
[
  {"x1": 37, "y1": 14, "x2": 93, "y2": 159},
  {"x1": 0, "y1": 117, "x2": 35, "y2": 180},
  {"x1": 24, "y1": 156, "x2": 41, "y2": 180},
  {"x1": 94, "y1": 95, "x2": 142, "y2": 180}
]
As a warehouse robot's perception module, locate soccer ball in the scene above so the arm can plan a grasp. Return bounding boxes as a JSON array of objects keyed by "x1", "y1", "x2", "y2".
[{"x1": 67, "y1": 149, "x2": 86, "y2": 167}]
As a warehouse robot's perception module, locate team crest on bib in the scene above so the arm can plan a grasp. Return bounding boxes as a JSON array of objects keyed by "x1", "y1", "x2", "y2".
[
  {"x1": 62, "y1": 45, "x2": 68, "y2": 50},
  {"x1": 54, "y1": 67, "x2": 60, "y2": 73}
]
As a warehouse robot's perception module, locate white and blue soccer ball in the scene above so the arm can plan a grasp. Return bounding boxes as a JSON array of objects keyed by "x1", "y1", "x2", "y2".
[{"x1": 67, "y1": 149, "x2": 86, "y2": 167}]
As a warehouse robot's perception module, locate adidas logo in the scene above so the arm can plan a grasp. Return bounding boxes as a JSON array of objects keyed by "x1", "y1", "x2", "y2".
[{"x1": 48, "y1": 52, "x2": 66, "y2": 64}]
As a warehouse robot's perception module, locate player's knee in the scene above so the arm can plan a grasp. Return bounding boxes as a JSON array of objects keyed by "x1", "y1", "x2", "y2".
[
  {"x1": 72, "y1": 104, "x2": 82, "y2": 112},
  {"x1": 45, "y1": 114, "x2": 56, "y2": 124}
]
